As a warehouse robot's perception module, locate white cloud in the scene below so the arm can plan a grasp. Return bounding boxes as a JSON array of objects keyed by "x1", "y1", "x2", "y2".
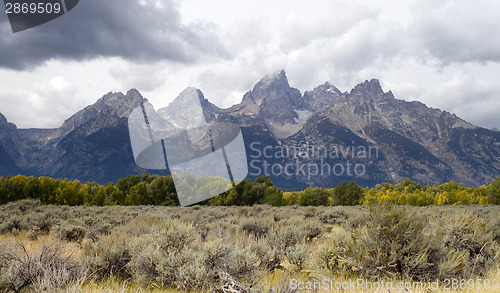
[
  {"x1": 0, "y1": 76, "x2": 85, "y2": 128},
  {"x1": 423, "y1": 73, "x2": 500, "y2": 129},
  {"x1": 409, "y1": 0, "x2": 500, "y2": 65}
]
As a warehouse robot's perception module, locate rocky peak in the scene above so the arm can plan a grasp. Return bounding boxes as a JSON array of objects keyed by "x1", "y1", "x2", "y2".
[
  {"x1": 350, "y1": 79, "x2": 385, "y2": 97},
  {"x1": 257, "y1": 69, "x2": 288, "y2": 87},
  {"x1": 159, "y1": 87, "x2": 209, "y2": 129},
  {"x1": 94, "y1": 89, "x2": 145, "y2": 118},
  {"x1": 227, "y1": 70, "x2": 306, "y2": 138},
  {"x1": 248, "y1": 69, "x2": 303, "y2": 108},
  {"x1": 0, "y1": 112, "x2": 17, "y2": 132},
  {"x1": 56, "y1": 90, "x2": 146, "y2": 138},
  {"x1": 0, "y1": 112, "x2": 28, "y2": 168},
  {"x1": 0, "y1": 113, "x2": 20, "y2": 137},
  {"x1": 323, "y1": 82, "x2": 343, "y2": 94},
  {"x1": 303, "y1": 82, "x2": 343, "y2": 111}
]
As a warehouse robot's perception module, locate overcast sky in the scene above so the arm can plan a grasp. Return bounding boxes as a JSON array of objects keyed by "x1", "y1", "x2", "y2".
[{"x1": 1, "y1": 0, "x2": 499, "y2": 129}]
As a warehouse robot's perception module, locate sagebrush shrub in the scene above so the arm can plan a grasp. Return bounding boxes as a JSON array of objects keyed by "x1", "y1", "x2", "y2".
[
  {"x1": 0, "y1": 201, "x2": 498, "y2": 291},
  {"x1": 300, "y1": 220, "x2": 324, "y2": 241},
  {"x1": 227, "y1": 245, "x2": 260, "y2": 280},
  {"x1": 317, "y1": 210, "x2": 348, "y2": 225},
  {"x1": 285, "y1": 244, "x2": 308, "y2": 271},
  {"x1": 82, "y1": 234, "x2": 131, "y2": 278},
  {"x1": 441, "y1": 214, "x2": 496, "y2": 277},
  {"x1": 28, "y1": 212, "x2": 53, "y2": 234},
  {"x1": 487, "y1": 213, "x2": 500, "y2": 242},
  {"x1": 0, "y1": 241, "x2": 83, "y2": 292},
  {"x1": 126, "y1": 219, "x2": 199, "y2": 287},
  {"x1": 0, "y1": 216, "x2": 28, "y2": 234},
  {"x1": 438, "y1": 248, "x2": 470, "y2": 279},
  {"x1": 26, "y1": 227, "x2": 42, "y2": 241},
  {"x1": 268, "y1": 225, "x2": 304, "y2": 251},
  {"x1": 241, "y1": 218, "x2": 270, "y2": 238},
  {"x1": 322, "y1": 205, "x2": 442, "y2": 280},
  {"x1": 344, "y1": 213, "x2": 369, "y2": 229},
  {"x1": 58, "y1": 225, "x2": 86, "y2": 243}
]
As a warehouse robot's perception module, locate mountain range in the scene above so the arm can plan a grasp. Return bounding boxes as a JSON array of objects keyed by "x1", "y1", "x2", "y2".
[{"x1": 1, "y1": 70, "x2": 499, "y2": 188}]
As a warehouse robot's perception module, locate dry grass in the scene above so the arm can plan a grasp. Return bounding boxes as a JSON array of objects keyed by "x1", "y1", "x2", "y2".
[
  {"x1": 286, "y1": 270, "x2": 500, "y2": 293},
  {"x1": 68, "y1": 270, "x2": 500, "y2": 293},
  {"x1": 0, "y1": 202, "x2": 498, "y2": 292}
]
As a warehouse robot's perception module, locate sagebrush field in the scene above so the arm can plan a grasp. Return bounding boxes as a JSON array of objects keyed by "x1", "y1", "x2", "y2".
[{"x1": 0, "y1": 201, "x2": 498, "y2": 292}]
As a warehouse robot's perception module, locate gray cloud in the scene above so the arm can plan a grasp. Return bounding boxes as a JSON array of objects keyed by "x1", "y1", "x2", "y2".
[
  {"x1": 421, "y1": 73, "x2": 500, "y2": 129},
  {"x1": 1, "y1": 0, "x2": 499, "y2": 130},
  {"x1": 410, "y1": 0, "x2": 500, "y2": 65},
  {"x1": 0, "y1": 76, "x2": 86, "y2": 128},
  {"x1": 0, "y1": 0, "x2": 229, "y2": 70}
]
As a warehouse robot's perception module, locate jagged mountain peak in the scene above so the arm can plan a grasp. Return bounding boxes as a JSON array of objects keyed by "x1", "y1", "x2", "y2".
[
  {"x1": 168, "y1": 87, "x2": 203, "y2": 105},
  {"x1": 0, "y1": 112, "x2": 17, "y2": 132},
  {"x1": 223, "y1": 70, "x2": 306, "y2": 138},
  {"x1": 257, "y1": 69, "x2": 288, "y2": 87},
  {"x1": 95, "y1": 89, "x2": 145, "y2": 117},
  {"x1": 303, "y1": 82, "x2": 343, "y2": 112},
  {"x1": 249, "y1": 69, "x2": 300, "y2": 106},
  {"x1": 165, "y1": 86, "x2": 219, "y2": 114},
  {"x1": 158, "y1": 87, "x2": 210, "y2": 129},
  {"x1": 350, "y1": 79, "x2": 385, "y2": 96},
  {"x1": 318, "y1": 82, "x2": 342, "y2": 95},
  {"x1": 56, "y1": 90, "x2": 146, "y2": 138}
]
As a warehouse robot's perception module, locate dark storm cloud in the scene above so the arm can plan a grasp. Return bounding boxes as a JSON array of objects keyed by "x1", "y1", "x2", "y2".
[{"x1": 0, "y1": 0, "x2": 229, "y2": 70}]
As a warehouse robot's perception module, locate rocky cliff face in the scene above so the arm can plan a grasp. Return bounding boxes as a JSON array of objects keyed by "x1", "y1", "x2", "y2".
[
  {"x1": 303, "y1": 82, "x2": 343, "y2": 112},
  {"x1": 54, "y1": 89, "x2": 145, "y2": 139},
  {"x1": 158, "y1": 87, "x2": 212, "y2": 128},
  {"x1": 221, "y1": 70, "x2": 307, "y2": 138},
  {"x1": 0, "y1": 117, "x2": 20, "y2": 175},
  {"x1": 5, "y1": 89, "x2": 150, "y2": 183},
  {"x1": 312, "y1": 79, "x2": 499, "y2": 185},
  {"x1": 0, "y1": 113, "x2": 29, "y2": 173},
  {"x1": 0, "y1": 71, "x2": 498, "y2": 187},
  {"x1": 214, "y1": 72, "x2": 500, "y2": 187}
]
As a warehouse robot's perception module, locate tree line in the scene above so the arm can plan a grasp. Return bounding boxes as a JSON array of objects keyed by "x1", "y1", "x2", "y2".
[{"x1": 0, "y1": 174, "x2": 499, "y2": 206}]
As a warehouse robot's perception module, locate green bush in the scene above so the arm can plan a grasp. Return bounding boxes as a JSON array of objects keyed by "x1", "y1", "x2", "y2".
[
  {"x1": 333, "y1": 181, "x2": 364, "y2": 206},
  {"x1": 298, "y1": 187, "x2": 329, "y2": 206}
]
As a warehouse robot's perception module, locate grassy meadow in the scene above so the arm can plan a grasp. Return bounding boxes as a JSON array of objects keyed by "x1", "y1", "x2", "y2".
[{"x1": 0, "y1": 200, "x2": 499, "y2": 292}]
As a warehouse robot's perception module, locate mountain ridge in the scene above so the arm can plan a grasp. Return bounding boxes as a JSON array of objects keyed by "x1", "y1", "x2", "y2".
[{"x1": 0, "y1": 70, "x2": 499, "y2": 187}]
